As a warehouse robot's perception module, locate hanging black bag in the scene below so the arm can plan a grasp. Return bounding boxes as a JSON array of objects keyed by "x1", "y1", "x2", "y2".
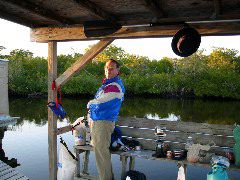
[{"x1": 125, "y1": 170, "x2": 146, "y2": 180}]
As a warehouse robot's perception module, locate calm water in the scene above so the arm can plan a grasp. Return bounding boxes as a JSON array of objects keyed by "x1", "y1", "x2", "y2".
[{"x1": 3, "y1": 97, "x2": 240, "y2": 180}]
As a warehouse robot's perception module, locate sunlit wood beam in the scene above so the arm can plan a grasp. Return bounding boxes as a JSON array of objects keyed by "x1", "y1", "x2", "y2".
[{"x1": 31, "y1": 21, "x2": 240, "y2": 42}]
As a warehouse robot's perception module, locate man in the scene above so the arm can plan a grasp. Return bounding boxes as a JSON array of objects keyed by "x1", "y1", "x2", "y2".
[{"x1": 87, "y1": 59, "x2": 125, "y2": 180}]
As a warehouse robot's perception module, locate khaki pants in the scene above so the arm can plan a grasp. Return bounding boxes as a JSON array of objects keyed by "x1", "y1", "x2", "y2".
[{"x1": 91, "y1": 120, "x2": 115, "y2": 180}]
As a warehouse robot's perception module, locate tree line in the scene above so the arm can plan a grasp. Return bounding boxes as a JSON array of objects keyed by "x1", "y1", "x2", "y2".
[{"x1": 1, "y1": 45, "x2": 240, "y2": 99}]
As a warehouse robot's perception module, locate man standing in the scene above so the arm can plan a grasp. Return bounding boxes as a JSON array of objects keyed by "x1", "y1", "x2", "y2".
[{"x1": 87, "y1": 59, "x2": 125, "y2": 180}]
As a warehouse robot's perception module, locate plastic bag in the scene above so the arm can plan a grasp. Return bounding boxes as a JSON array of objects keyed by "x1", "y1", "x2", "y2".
[
  {"x1": 72, "y1": 117, "x2": 87, "y2": 146},
  {"x1": 48, "y1": 102, "x2": 67, "y2": 120},
  {"x1": 177, "y1": 164, "x2": 186, "y2": 180},
  {"x1": 57, "y1": 138, "x2": 77, "y2": 180}
]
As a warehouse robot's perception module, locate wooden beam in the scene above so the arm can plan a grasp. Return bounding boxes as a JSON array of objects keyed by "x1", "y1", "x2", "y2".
[
  {"x1": 73, "y1": 0, "x2": 117, "y2": 23},
  {"x1": 0, "y1": 8, "x2": 36, "y2": 27},
  {"x1": 55, "y1": 39, "x2": 113, "y2": 87},
  {"x1": 48, "y1": 42, "x2": 57, "y2": 180},
  {"x1": 57, "y1": 125, "x2": 72, "y2": 135},
  {"x1": 211, "y1": 0, "x2": 221, "y2": 19},
  {"x1": 143, "y1": 0, "x2": 165, "y2": 18},
  {"x1": 31, "y1": 21, "x2": 240, "y2": 42},
  {"x1": 2, "y1": 0, "x2": 73, "y2": 25}
]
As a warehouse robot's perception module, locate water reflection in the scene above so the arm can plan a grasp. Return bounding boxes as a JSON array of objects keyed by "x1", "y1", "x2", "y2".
[
  {"x1": 9, "y1": 97, "x2": 240, "y2": 125},
  {"x1": 0, "y1": 127, "x2": 20, "y2": 168}
]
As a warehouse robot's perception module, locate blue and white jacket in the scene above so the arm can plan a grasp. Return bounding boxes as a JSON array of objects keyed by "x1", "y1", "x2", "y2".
[{"x1": 87, "y1": 76, "x2": 125, "y2": 122}]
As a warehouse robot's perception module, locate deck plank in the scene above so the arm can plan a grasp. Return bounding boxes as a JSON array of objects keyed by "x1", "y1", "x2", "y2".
[
  {"x1": 0, "y1": 160, "x2": 29, "y2": 180},
  {"x1": 0, "y1": 169, "x2": 19, "y2": 179}
]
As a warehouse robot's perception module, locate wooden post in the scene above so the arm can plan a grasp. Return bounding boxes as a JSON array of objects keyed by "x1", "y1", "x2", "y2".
[
  {"x1": 184, "y1": 164, "x2": 187, "y2": 180},
  {"x1": 48, "y1": 41, "x2": 58, "y2": 180},
  {"x1": 129, "y1": 156, "x2": 135, "y2": 171},
  {"x1": 75, "y1": 149, "x2": 81, "y2": 177},
  {"x1": 82, "y1": 150, "x2": 90, "y2": 175},
  {"x1": 120, "y1": 156, "x2": 128, "y2": 180}
]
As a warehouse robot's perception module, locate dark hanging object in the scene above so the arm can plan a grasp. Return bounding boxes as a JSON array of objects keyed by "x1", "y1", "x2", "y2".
[
  {"x1": 171, "y1": 24, "x2": 201, "y2": 57},
  {"x1": 83, "y1": 20, "x2": 122, "y2": 37}
]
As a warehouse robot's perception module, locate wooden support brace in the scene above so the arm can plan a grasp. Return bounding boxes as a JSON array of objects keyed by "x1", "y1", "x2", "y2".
[
  {"x1": 48, "y1": 42, "x2": 58, "y2": 180},
  {"x1": 75, "y1": 149, "x2": 81, "y2": 177},
  {"x1": 184, "y1": 164, "x2": 187, "y2": 180},
  {"x1": 82, "y1": 150, "x2": 90, "y2": 175},
  {"x1": 129, "y1": 156, "x2": 135, "y2": 171},
  {"x1": 55, "y1": 38, "x2": 114, "y2": 87},
  {"x1": 57, "y1": 125, "x2": 72, "y2": 135},
  {"x1": 120, "y1": 156, "x2": 128, "y2": 180}
]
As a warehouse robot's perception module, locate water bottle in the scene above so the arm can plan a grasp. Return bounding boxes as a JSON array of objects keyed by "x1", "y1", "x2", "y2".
[{"x1": 185, "y1": 136, "x2": 194, "y2": 150}]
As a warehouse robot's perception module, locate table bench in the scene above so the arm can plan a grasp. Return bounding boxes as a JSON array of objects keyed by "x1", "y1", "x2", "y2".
[{"x1": 74, "y1": 117, "x2": 238, "y2": 179}]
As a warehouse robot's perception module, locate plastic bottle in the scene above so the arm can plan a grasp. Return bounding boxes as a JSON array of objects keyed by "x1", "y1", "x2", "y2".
[{"x1": 185, "y1": 136, "x2": 194, "y2": 149}]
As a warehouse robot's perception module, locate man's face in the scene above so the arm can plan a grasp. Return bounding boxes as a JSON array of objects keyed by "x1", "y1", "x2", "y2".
[{"x1": 104, "y1": 61, "x2": 119, "y2": 79}]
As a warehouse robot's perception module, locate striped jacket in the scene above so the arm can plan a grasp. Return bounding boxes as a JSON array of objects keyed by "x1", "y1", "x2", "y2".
[{"x1": 87, "y1": 76, "x2": 125, "y2": 122}]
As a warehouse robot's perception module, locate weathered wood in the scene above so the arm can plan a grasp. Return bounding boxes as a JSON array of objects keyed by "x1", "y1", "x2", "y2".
[
  {"x1": 0, "y1": 160, "x2": 29, "y2": 180},
  {"x1": 75, "y1": 145, "x2": 93, "y2": 151},
  {"x1": 55, "y1": 39, "x2": 113, "y2": 87},
  {"x1": 2, "y1": 0, "x2": 73, "y2": 25},
  {"x1": 74, "y1": 174, "x2": 98, "y2": 180},
  {"x1": 143, "y1": 0, "x2": 165, "y2": 18},
  {"x1": 0, "y1": 9, "x2": 36, "y2": 27},
  {"x1": 57, "y1": 125, "x2": 72, "y2": 135},
  {"x1": 31, "y1": 21, "x2": 240, "y2": 42},
  {"x1": 118, "y1": 126, "x2": 235, "y2": 148},
  {"x1": 120, "y1": 156, "x2": 127, "y2": 180},
  {"x1": 129, "y1": 156, "x2": 135, "y2": 170},
  {"x1": 75, "y1": 149, "x2": 81, "y2": 177},
  {"x1": 48, "y1": 42, "x2": 58, "y2": 180},
  {"x1": 184, "y1": 164, "x2": 187, "y2": 180},
  {"x1": 211, "y1": 0, "x2": 221, "y2": 19},
  {"x1": 117, "y1": 117, "x2": 234, "y2": 136},
  {"x1": 82, "y1": 151, "x2": 90, "y2": 175},
  {"x1": 73, "y1": 0, "x2": 117, "y2": 23}
]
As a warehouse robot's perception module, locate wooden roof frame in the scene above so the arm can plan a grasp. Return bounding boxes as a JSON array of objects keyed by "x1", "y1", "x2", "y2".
[{"x1": 31, "y1": 20, "x2": 240, "y2": 42}]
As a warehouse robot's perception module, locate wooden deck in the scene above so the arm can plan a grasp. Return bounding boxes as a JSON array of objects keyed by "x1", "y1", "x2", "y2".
[
  {"x1": 0, "y1": 160, "x2": 29, "y2": 180},
  {"x1": 0, "y1": 116, "x2": 18, "y2": 128}
]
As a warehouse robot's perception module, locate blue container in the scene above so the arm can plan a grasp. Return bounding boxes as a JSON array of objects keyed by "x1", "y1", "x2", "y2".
[{"x1": 207, "y1": 164, "x2": 229, "y2": 180}]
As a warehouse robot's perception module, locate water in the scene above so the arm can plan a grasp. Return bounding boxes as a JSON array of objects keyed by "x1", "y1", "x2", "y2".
[{"x1": 3, "y1": 97, "x2": 240, "y2": 179}]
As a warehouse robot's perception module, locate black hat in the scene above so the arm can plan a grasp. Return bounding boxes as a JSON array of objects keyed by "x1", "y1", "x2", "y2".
[{"x1": 171, "y1": 26, "x2": 201, "y2": 57}]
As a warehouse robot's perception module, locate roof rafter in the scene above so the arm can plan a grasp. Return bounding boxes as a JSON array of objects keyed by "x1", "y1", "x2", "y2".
[
  {"x1": 72, "y1": 0, "x2": 117, "y2": 24},
  {"x1": 1, "y1": 0, "x2": 73, "y2": 25},
  {"x1": 143, "y1": 0, "x2": 166, "y2": 19},
  {"x1": 211, "y1": 0, "x2": 221, "y2": 19},
  {"x1": 0, "y1": 8, "x2": 36, "y2": 27}
]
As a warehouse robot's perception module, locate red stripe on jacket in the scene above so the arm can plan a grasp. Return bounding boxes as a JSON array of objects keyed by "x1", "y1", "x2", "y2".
[{"x1": 104, "y1": 85, "x2": 120, "y2": 93}]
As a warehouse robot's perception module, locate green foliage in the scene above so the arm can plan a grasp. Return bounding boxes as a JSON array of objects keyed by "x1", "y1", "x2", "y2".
[{"x1": 4, "y1": 46, "x2": 240, "y2": 99}]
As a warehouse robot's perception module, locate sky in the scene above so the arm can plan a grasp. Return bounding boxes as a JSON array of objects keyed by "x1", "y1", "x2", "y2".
[{"x1": 0, "y1": 18, "x2": 240, "y2": 60}]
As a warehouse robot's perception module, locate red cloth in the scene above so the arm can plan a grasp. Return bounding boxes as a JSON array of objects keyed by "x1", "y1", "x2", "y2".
[{"x1": 104, "y1": 85, "x2": 120, "y2": 93}]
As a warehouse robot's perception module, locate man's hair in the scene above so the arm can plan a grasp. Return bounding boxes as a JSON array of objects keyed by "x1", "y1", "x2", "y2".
[{"x1": 108, "y1": 58, "x2": 120, "y2": 68}]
